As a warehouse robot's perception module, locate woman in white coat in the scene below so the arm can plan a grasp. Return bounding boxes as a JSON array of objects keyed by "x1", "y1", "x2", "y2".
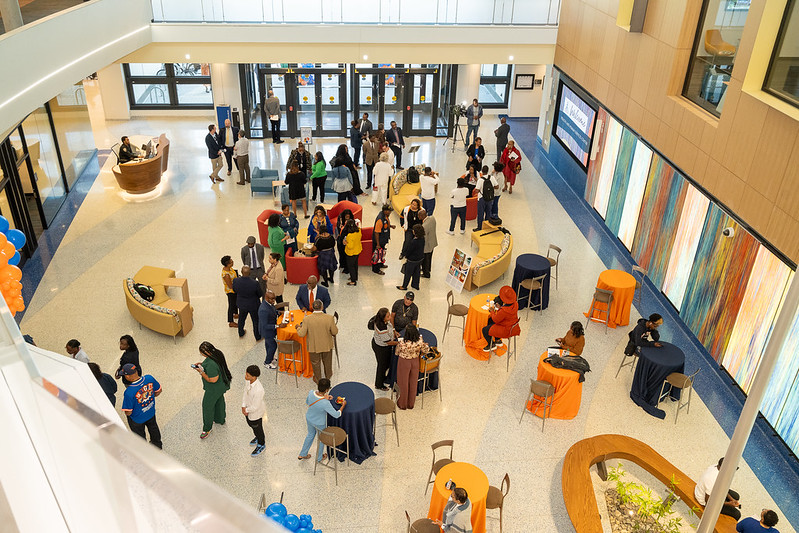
[{"x1": 372, "y1": 152, "x2": 393, "y2": 206}]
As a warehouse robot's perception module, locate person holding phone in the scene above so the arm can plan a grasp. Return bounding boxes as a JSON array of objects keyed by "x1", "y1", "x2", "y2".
[
  {"x1": 433, "y1": 487, "x2": 473, "y2": 532},
  {"x1": 195, "y1": 341, "x2": 233, "y2": 440},
  {"x1": 298, "y1": 378, "x2": 345, "y2": 462}
]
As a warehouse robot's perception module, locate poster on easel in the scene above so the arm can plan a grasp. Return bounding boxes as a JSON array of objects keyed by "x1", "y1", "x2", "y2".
[
  {"x1": 300, "y1": 127, "x2": 313, "y2": 148},
  {"x1": 445, "y1": 248, "x2": 472, "y2": 293}
]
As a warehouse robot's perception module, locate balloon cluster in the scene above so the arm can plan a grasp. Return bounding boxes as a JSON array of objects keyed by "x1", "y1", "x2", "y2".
[
  {"x1": 264, "y1": 502, "x2": 321, "y2": 533},
  {"x1": 0, "y1": 216, "x2": 25, "y2": 315}
]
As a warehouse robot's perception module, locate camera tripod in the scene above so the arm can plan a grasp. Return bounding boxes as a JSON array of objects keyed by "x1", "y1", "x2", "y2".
[{"x1": 443, "y1": 115, "x2": 465, "y2": 153}]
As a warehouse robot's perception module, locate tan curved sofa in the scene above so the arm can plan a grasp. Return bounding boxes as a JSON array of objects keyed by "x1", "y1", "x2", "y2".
[
  {"x1": 389, "y1": 164, "x2": 426, "y2": 215},
  {"x1": 463, "y1": 222, "x2": 513, "y2": 290},
  {"x1": 124, "y1": 266, "x2": 193, "y2": 337}
]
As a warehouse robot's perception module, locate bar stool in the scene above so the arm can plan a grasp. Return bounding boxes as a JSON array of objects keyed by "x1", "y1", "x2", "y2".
[
  {"x1": 405, "y1": 511, "x2": 439, "y2": 533},
  {"x1": 442, "y1": 290, "x2": 469, "y2": 344},
  {"x1": 520, "y1": 379, "x2": 555, "y2": 431},
  {"x1": 546, "y1": 244, "x2": 561, "y2": 290},
  {"x1": 276, "y1": 339, "x2": 303, "y2": 387},
  {"x1": 313, "y1": 427, "x2": 349, "y2": 485},
  {"x1": 418, "y1": 353, "x2": 443, "y2": 409},
  {"x1": 519, "y1": 273, "x2": 547, "y2": 319},
  {"x1": 657, "y1": 369, "x2": 700, "y2": 424},
  {"x1": 585, "y1": 288, "x2": 614, "y2": 334},
  {"x1": 375, "y1": 397, "x2": 400, "y2": 446},
  {"x1": 631, "y1": 266, "x2": 647, "y2": 306}
]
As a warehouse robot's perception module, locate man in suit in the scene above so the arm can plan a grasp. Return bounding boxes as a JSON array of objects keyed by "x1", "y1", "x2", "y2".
[
  {"x1": 296, "y1": 299, "x2": 338, "y2": 383},
  {"x1": 357, "y1": 112, "x2": 373, "y2": 166},
  {"x1": 264, "y1": 90, "x2": 283, "y2": 144},
  {"x1": 205, "y1": 124, "x2": 224, "y2": 183},
  {"x1": 259, "y1": 290, "x2": 286, "y2": 369},
  {"x1": 295, "y1": 275, "x2": 330, "y2": 312},
  {"x1": 350, "y1": 120, "x2": 362, "y2": 167},
  {"x1": 241, "y1": 236, "x2": 266, "y2": 295},
  {"x1": 363, "y1": 134, "x2": 380, "y2": 189},
  {"x1": 217, "y1": 118, "x2": 239, "y2": 177},
  {"x1": 232, "y1": 266, "x2": 263, "y2": 340},
  {"x1": 465, "y1": 98, "x2": 484, "y2": 148},
  {"x1": 419, "y1": 209, "x2": 437, "y2": 279},
  {"x1": 386, "y1": 120, "x2": 405, "y2": 170},
  {"x1": 118, "y1": 136, "x2": 140, "y2": 163},
  {"x1": 494, "y1": 117, "x2": 510, "y2": 157}
]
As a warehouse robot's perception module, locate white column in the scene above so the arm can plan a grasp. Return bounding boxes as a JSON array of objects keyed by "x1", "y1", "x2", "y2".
[
  {"x1": 0, "y1": 0, "x2": 24, "y2": 31},
  {"x1": 696, "y1": 275, "x2": 799, "y2": 532}
]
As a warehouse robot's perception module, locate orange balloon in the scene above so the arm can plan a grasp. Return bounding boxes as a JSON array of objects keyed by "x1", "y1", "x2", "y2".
[
  {"x1": 4, "y1": 265, "x2": 21, "y2": 281},
  {"x1": 0, "y1": 233, "x2": 7, "y2": 248},
  {"x1": 13, "y1": 297, "x2": 23, "y2": 311},
  {"x1": 1, "y1": 242, "x2": 14, "y2": 258}
]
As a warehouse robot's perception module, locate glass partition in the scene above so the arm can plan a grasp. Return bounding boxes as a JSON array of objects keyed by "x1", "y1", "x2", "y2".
[
  {"x1": 124, "y1": 63, "x2": 213, "y2": 109},
  {"x1": 764, "y1": 0, "x2": 799, "y2": 108},
  {"x1": 49, "y1": 84, "x2": 97, "y2": 187}
]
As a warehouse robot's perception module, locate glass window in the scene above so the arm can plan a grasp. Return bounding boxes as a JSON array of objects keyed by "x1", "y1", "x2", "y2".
[
  {"x1": 128, "y1": 63, "x2": 166, "y2": 76},
  {"x1": 132, "y1": 83, "x2": 170, "y2": 105},
  {"x1": 124, "y1": 64, "x2": 212, "y2": 109},
  {"x1": 49, "y1": 86, "x2": 96, "y2": 187},
  {"x1": 479, "y1": 64, "x2": 512, "y2": 108},
  {"x1": 682, "y1": 0, "x2": 751, "y2": 117},
  {"x1": 176, "y1": 84, "x2": 213, "y2": 105},
  {"x1": 764, "y1": 0, "x2": 799, "y2": 108}
]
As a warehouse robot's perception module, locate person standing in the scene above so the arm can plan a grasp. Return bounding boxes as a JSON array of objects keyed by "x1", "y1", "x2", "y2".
[
  {"x1": 343, "y1": 219, "x2": 362, "y2": 286},
  {"x1": 400, "y1": 198, "x2": 422, "y2": 258},
  {"x1": 357, "y1": 113, "x2": 374, "y2": 166},
  {"x1": 65, "y1": 339, "x2": 89, "y2": 363},
  {"x1": 195, "y1": 342, "x2": 233, "y2": 440},
  {"x1": 88, "y1": 362, "x2": 117, "y2": 407},
  {"x1": 466, "y1": 137, "x2": 485, "y2": 174},
  {"x1": 335, "y1": 209, "x2": 355, "y2": 273},
  {"x1": 120, "y1": 364, "x2": 162, "y2": 449},
  {"x1": 295, "y1": 275, "x2": 331, "y2": 312},
  {"x1": 490, "y1": 162, "x2": 506, "y2": 219},
  {"x1": 474, "y1": 166, "x2": 498, "y2": 231},
  {"x1": 279, "y1": 204, "x2": 299, "y2": 257},
  {"x1": 311, "y1": 226, "x2": 337, "y2": 287},
  {"x1": 298, "y1": 378, "x2": 345, "y2": 462},
  {"x1": 395, "y1": 325, "x2": 428, "y2": 410},
  {"x1": 419, "y1": 209, "x2": 437, "y2": 279},
  {"x1": 267, "y1": 214, "x2": 286, "y2": 269},
  {"x1": 285, "y1": 161, "x2": 309, "y2": 219},
  {"x1": 372, "y1": 152, "x2": 393, "y2": 206},
  {"x1": 736, "y1": 510, "x2": 780, "y2": 532},
  {"x1": 386, "y1": 120, "x2": 405, "y2": 169},
  {"x1": 217, "y1": 118, "x2": 239, "y2": 177},
  {"x1": 500, "y1": 140, "x2": 522, "y2": 194},
  {"x1": 116, "y1": 335, "x2": 141, "y2": 389},
  {"x1": 465, "y1": 98, "x2": 483, "y2": 148},
  {"x1": 494, "y1": 116, "x2": 510, "y2": 157},
  {"x1": 242, "y1": 365, "x2": 267, "y2": 457},
  {"x1": 372, "y1": 204, "x2": 393, "y2": 274},
  {"x1": 331, "y1": 144, "x2": 363, "y2": 197},
  {"x1": 242, "y1": 235, "x2": 267, "y2": 294},
  {"x1": 363, "y1": 135, "x2": 380, "y2": 189},
  {"x1": 264, "y1": 253, "x2": 285, "y2": 304},
  {"x1": 233, "y1": 130, "x2": 250, "y2": 185},
  {"x1": 205, "y1": 124, "x2": 224, "y2": 183},
  {"x1": 419, "y1": 167, "x2": 440, "y2": 215},
  {"x1": 265, "y1": 90, "x2": 283, "y2": 144},
  {"x1": 259, "y1": 290, "x2": 283, "y2": 370},
  {"x1": 369, "y1": 307, "x2": 398, "y2": 390},
  {"x1": 221, "y1": 255, "x2": 239, "y2": 328},
  {"x1": 287, "y1": 141, "x2": 313, "y2": 178},
  {"x1": 397, "y1": 224, "x2": 425, "y2": 292},
  {"x1": 232, "y1": 266, "x2": 263, "y2": 340},
  {"x1": 296, "y1": 299, "x2": 338, "y2": 383},
  {"x1": 349, "y1": 120, "x2": 362, "y2": 168},
  {"x1": 447, "y1": 178, "x2": 470, "y2": 235},
  {"x1": 310, "y1": 151, "x2": 327, "y2": 203},
  {"x1": 391, "y1": 291, "x2": 419, "y2": 333}
]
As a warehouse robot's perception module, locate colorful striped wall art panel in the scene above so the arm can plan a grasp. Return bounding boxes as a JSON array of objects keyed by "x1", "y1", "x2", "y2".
[
  {"x1": 585, "y1": 108, "x2": 611, "y2": 205},
  {"x1": 761, "y1": 287, "x2": 799, "y2": 428},
  {"x1": 776, "y1": 374, "x2": 799, "y2": 455},
  {"x1": 592, "y1": 113, "x2": 623, "y2": 219},
  {"x1": 617, "y1": 140, "x2": 653, "y2": 251},
  {"x1": 604, "y1": 128, "x2": 637, "y2": 234}
]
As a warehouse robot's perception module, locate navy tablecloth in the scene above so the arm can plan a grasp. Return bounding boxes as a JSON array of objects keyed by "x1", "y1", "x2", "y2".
[
  {"x1": 327, "y1": 382, "x2": 376, "y2": 464},
  {"x1": 630, "y1": 342, "x2": 685, "y2": 419},
  {"x1": 512, "y1": 253, "x2": 551, "y2": 310},
  {"x1": 386, "y1": 328, "x2": 439, "y2": 394}
]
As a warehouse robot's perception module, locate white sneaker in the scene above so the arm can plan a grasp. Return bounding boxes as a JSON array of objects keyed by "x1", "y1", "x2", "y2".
[
  {"x1": 459, "y1": 229, "x2": 466, "y2": 234},
  {"x1": 265, "y1": 363, "x2": 277, "y2": 369},
  {"x1": 446, "y1": 230, "x2": 454, "y2": 235}
]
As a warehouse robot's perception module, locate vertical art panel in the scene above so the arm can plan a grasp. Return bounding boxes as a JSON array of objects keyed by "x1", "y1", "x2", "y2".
[
  {"x1": 617, "y1": 140, "x2": 653, "y2": 250},
  {"x1": 721, "y1": 248, "x2": 792, "y2": 393},
  {"x1": 592, "y1": 114, "x2": 623, "y2": 218},
  {"x1": 630, "y1": 155, "x2": 687, "y2": 289},
  {"x1": 776, "y1": 374, "x2": 799, "y2": 456},
  {"x1": 662, "y1": 185, "x2": 709, "y2": 310},
  {"x1": 604, "y1": 128, "x2": 637, "y2": 234},
  {"x1": 679, "y1": 205, "x2": 760, "y2": 360},
  {"x1": 585, "y1": 108, "x2": 611, "y2": 205}
]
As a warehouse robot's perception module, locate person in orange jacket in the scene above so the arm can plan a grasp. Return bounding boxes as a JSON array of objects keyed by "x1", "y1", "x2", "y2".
[{"x1": 482, "y1": 286, "x2": 520, "y2": 352}]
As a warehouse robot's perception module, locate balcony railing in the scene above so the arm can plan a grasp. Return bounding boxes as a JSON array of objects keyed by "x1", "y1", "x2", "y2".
[{"x1": 151, "y1": 0, "x2": 561, "y2": 25}]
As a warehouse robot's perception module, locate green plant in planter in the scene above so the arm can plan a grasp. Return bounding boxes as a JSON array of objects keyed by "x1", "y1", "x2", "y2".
[{"x1": 606, "y1": 464, "x2": 698, "y2": 532}]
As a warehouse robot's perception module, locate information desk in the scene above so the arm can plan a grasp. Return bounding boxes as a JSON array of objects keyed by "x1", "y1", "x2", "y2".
[{"x1": 112, "y1": 134, "x2": 170, "y2": 194}]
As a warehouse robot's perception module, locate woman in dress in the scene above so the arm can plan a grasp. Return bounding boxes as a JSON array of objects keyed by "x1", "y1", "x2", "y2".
[
  {"x1": 279, "y1": 203, "x2": 299, "y2": 257},
  {"x1": 264, "y1": 252, "x2": 285, "y2": 304},
  {"x1": 116, "y1": 335, "x2": 140, "y2": 389},
  {"x1": 335, "y1": 209, "x2": 354, "y2": 275},
  {"x1": 372, "y1": 151, "x2": 393, "y2": 206},
  {"x1": 331, "y1": 144, "x2": 363, "y2": 196},
  {"x1": 395, "y1": 324, "x2": 429, "y2": 410},
  {"x1": 267, "y1": 213, "x2": 286, "y2": 268},
  {"x1": 285, "y1": 161, "x2": 309, "y2": 219},
  {"x1": 342, "y1": 219, "x2": 362, "y2": 286},
  {"x1": 372, "y1": 204, "x2": 393, "y2": 274},
  {"x1": 500, "y1": 140, "x2": 522, "y2": 194},
  {"x1": 310, "y1": 225, "x2": 337, "y2": 287},
  {"x1": 220, "y1": 255, "x2": 238, "y2": 328},
  {"x1": 370, "y1": 307, "x2": 398, "y2": 391},
  {"x1": 397, "y1": 223, "x2": 425, "y2": 292},
  {"x1": 308, "y1": 205, "x2": 334, "y2": 244},
  {"x1": 556, "y1": 321, "x2": 586, "y2": 356},
  {"x1": 195, "y1": 341, "x2": 233, "y2": 440}
]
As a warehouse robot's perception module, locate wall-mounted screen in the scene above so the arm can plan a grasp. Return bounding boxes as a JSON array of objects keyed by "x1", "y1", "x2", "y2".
[{"x1": 553, "y1": 83, "x2": 597, "y2": 168}]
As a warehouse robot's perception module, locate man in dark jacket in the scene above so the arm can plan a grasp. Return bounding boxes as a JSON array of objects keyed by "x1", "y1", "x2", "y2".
[
  {"x1": 232, "y1": 266, "x2": 263, "y2": 340},
  {"x1": 216, "y1": 118, "x2": 239, "y2": 177},
  {"x1": 386, "y1": 120, "x2": 405, "y2": 169},
  {"x1": 625, "y1": 313, "x2": 663, "y2": 355},
  {"x1": 205, "y1": 124, "x2": 224, "y2": 183}
]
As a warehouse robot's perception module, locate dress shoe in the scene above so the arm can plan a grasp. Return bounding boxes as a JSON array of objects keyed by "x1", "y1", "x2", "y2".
[{"x1": 216, "y1": 177, "x2": 225, "y2": 182}]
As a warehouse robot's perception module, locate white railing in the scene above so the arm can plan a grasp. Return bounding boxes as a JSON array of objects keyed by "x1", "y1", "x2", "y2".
[{"x1": 151, "y1": 0, "x2": 561, "y2": 25}]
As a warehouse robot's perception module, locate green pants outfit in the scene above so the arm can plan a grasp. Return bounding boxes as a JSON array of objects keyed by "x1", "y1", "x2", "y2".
[{"x1": 201, "y1": 358, "x2": 230, "y2": 432}]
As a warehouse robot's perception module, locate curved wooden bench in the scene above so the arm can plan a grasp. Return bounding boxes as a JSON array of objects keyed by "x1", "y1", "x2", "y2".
[{"x1": 562, "y1": 434, "x2": 737, "y2": 533}]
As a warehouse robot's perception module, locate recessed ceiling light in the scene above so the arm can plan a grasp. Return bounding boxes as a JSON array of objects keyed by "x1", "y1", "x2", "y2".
[
  {"x1": 363, "y1": 55, "x2": 368, "y2": 60},
  {"x1": 185, "y1": 54, "x2": 191, "y2": 59},
  {"x1": 508, "y1": 55, "x2": 514, "y2": 61}
]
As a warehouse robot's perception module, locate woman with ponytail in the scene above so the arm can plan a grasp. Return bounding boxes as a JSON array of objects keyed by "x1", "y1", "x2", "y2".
[{"x1": 195, "y1": 341, "x2": 233, "y2": 439}]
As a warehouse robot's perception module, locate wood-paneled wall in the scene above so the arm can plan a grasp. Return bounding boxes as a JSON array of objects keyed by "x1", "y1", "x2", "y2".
[{"x1": 554, "y1": 0, "x2": 799, "y2": 263}]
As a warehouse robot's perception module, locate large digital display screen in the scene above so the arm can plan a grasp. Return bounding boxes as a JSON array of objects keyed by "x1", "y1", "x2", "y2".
[{"x1": 554, "y1": 83, "x2": 597, "y2": 168}]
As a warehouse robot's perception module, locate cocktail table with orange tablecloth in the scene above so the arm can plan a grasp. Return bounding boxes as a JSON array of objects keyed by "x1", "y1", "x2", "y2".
[
  {"x1": 428, "y1": 462, "x2": 489, "y2": 533},
  {"x1": 464, "y1": 293, "x2": 507, "y2": 361},
  {"x1": 277, "y1": 309, "x2": 313, "y2": 378},
  {"x1": 584, "y1": 269, "x2": 637, "y2": 328},
  {"x1": 527, "y1": 351, "x2": 583, "y2": 420}
]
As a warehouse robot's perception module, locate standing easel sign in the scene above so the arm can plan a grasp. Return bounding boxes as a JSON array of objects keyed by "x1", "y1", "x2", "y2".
[
  {"x1": 445, "y1": 248, "x2": 472, "y2": 293},
  {"x1": 300, "y1": 127, "x2": 313, "y2": 148}
]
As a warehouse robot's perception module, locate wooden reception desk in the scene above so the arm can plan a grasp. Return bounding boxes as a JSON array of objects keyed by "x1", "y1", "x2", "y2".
[{"x1": 112, "y1": 134, "x2": 170, "y2": 194}]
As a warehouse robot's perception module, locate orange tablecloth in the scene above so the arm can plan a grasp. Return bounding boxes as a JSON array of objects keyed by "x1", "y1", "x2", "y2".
[
  {"x1": 584, "y1": 269, "x2": 636, "y2": 328},
  {"x1": 527, "y1": 351, "x2": 583, "y2": 419},
  {"x1": 464, "y1": 293, "x2": 507, "y2": 361},
  {"x1": 277, "y1": 309, "x2": 313, "y2": 378},
  {"x1": 428, "y1": 462, "x2": 489, "y2": 533}
]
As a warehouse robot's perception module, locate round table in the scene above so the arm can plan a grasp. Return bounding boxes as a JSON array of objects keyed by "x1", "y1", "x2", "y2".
[
  {"x1": 584, "y1": 269, "x2": 637, "y2": 328},
  {"x1": 527, "y1": 351, "x2": 583, "y2": 420},
  {"x1": 277, "y1": 309, "x2": 313, "y2": 378},
  {"x1": 630, "y1": 342, "x2": 685, "y2": 419},
  {"x1": 463, "y1": 293, "x2": 508, "y2": 361},
  {"x1": 428, "y1": 462, "x2": 489, "y2": 533},
  {"x1": 327, "y1": 382, "x2": 376, "y2": 464},
  {"x1": 512, "y1": 253, "x2": 551, "y2": 310},
  {"x1": 386, "y1": 328, "x2": 439, "y2": 394}
]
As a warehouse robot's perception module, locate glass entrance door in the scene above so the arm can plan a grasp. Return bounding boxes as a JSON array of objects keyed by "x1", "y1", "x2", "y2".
[
  {"x1": 408, "y1": 72, "x2": 439, "y2": 136},
  {"x1": 258, "y1": 65, "x2": 289, "y2": 139}
]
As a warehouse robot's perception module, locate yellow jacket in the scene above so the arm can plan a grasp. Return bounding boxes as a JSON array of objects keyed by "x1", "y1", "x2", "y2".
[{"x1": 344, "y1": 229, "x2": 363, "y2": 256}]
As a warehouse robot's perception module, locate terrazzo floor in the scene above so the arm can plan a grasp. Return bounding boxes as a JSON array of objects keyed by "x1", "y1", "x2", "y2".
[{"x1": 18, "y1": 88, "x2": 795, "y2": 531}]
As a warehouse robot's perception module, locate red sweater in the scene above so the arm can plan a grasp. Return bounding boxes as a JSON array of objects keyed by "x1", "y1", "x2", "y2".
[{"x1": 489, "y1": 303, "x2": 519, "y2": 338}]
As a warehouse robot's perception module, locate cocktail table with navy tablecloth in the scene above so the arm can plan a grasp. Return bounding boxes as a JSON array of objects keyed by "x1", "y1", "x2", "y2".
[
  {"x1": 327, "y1": 381, "x2": 376, "y2": 463},
  {"x1": 386, "y1": 328, "x2": 438, "y2": 394},
  {"x1": 512, "y1": 253, "x2": 551, "y2": 310},
  {"x1": 630, "y1": 342, "x2": 685, "y2": 419}
]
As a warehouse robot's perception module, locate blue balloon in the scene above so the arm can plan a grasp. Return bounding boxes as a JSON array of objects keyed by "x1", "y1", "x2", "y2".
[
  {"x1": 283, "y1": 514, "x2": 300, "y2": 531},
  {"x1": 265, "y1": 502, "x2": 287, "y2": 518},
  {"x1": 297, "y1": 529, "x2": 312, "y2": 533},
  {"x1": 8, "y1": 251, "x2": 20, "y2": 266},
  {"x1": 0, "y1": 216, "x2": 8, "y2": 234},
  {"x1": 6, "y1": 229, "x2": 25, "y2": 250}
]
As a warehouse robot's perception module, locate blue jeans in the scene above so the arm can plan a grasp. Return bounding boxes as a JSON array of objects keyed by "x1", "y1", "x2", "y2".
[
  {"x1": 422, "y1": 198, "x2": 436, "y2": 216},
  {"x1": 264, "y1": 335, "x2": 277, "y2": 365},
  {"x1": 300, "y1": 420, "x2": 326, "y2": 461},
  {"x1": 476, "y1": 198, "x2": 493, "y2": 230},
  {"x1": 449, "y1": 206, "x2": 466, "y2": 231},
  {"x1": 491, "y1": 195, "x2": 500, "y2": 218},
  {"x1": 465, "y1": 124, "x2": 479, "y2": 147}
]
